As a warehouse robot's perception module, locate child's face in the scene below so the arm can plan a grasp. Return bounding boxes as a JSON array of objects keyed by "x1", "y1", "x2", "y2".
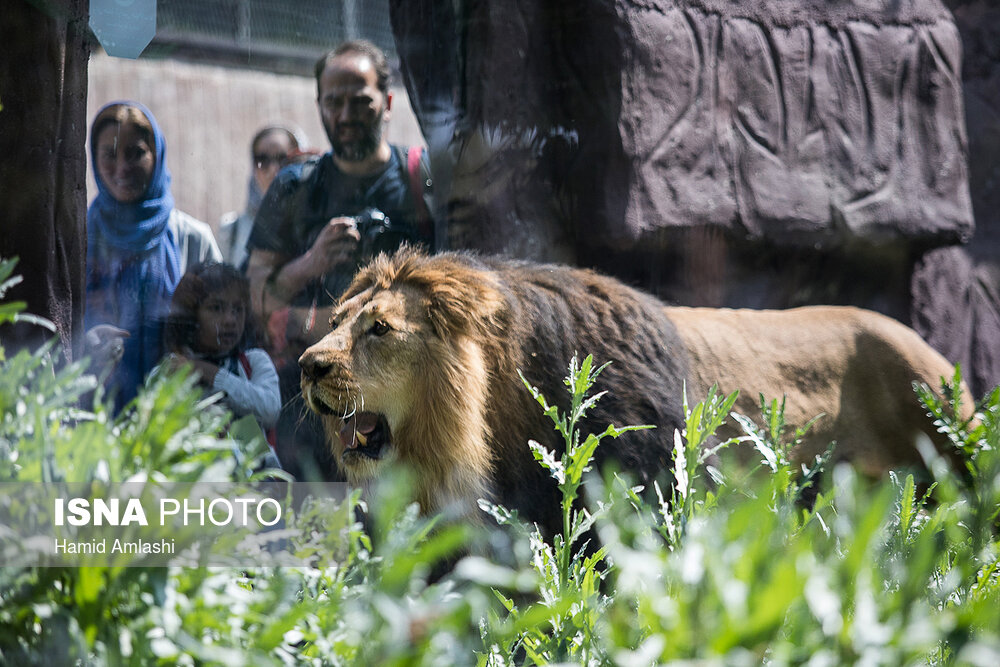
[{"x1": 195, "y1": 286, "x2": 246, "y2": 356}]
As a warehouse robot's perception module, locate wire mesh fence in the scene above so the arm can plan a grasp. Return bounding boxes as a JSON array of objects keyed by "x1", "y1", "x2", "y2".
[{"x1": 151, "y1": 0, "x2": 397, "y2": 74}]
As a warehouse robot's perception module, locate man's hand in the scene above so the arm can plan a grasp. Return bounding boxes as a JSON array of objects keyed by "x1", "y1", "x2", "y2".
[
  {"x1": 245, "y1": 217, "x2": 362, "y2": 335},
  {"x1": 304, "y1": 217, "x2": 361, "y2": 277}
]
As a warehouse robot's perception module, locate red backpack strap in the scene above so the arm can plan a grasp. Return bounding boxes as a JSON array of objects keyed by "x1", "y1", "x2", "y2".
[
  {"x1": 237, "y1": 351, "x2": 252, "y2": 378},
  {"x1": 236, "y1": 351, "x2": 278, "y2": 451},
  {"x1": 407, "y1": 145, "x2": 433, "y2": 242}
]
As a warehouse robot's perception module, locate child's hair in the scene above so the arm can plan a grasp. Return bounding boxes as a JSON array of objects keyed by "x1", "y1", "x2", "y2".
[{"x1": 164, "y1": 262, "x2": 255, "y2": 354}]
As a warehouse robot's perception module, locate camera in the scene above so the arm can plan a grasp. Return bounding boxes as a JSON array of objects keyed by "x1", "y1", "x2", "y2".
[{"x1": 352, "y1": 207, "x2": 413, "y2": 264}]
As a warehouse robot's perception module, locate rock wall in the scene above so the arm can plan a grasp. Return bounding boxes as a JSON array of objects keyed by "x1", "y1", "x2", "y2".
[
  {"x1": 929, "y1": 0, "x2": 1000, "y2": 395},
  {"x1": 392, "y1": 0, "x2": 973, "y2": 256},
  {"x1": 620, "y1": 1, "x2": 973, "y2": 248},
  {"x1": 390, "y1": 0, "x2": 999, "y2": 393}
]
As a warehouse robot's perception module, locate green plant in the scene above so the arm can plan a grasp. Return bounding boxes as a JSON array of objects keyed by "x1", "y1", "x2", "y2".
[
  {"x1": 0, "y1": 257, "x2": 56, "y2": 344},
  {"x1": 1, "y1": 259, "x2": 998, "y2": 665},
  {"x1": 731, "y1": 394, "x2": 835, "y2": 517},
  {"x1": 477, "y1": 355, "x2": 649, "y2": 664},
  {"x1": 479, "y1": 359, "x2": 1000, "y2": 666}
]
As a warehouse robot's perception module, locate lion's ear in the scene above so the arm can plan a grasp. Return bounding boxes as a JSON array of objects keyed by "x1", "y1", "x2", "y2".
[{"x1": 424, "y1": 271, "x2": 507, "y2": 339}]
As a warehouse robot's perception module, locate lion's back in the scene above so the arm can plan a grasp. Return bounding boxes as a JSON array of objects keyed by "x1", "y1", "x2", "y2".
[
  {"x1": 477, "y1": 258, "x2": 690, "y2": 499},
  {"x1": 665, "y1": 304, "x2": 971, "y2": 471}
]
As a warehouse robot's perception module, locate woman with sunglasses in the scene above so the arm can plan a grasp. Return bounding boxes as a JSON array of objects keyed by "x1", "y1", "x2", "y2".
[{"x1": 218, "y1": 126, "x2": 304, "y2": 271}]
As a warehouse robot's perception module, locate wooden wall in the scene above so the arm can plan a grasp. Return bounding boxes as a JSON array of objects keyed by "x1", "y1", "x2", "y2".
[{"x1": 86, "y1": 51, "x2": 425, "y2": 237}]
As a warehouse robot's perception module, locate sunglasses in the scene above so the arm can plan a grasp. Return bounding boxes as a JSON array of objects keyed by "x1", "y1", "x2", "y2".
[{"x1": 254, "y1": 153, "x2": 288, "y2": 169}]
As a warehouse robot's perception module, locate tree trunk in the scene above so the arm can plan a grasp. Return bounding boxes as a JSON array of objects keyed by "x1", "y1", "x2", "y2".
[{"x1": 0, "y1": 0, "x2": 90, "y2": 361}]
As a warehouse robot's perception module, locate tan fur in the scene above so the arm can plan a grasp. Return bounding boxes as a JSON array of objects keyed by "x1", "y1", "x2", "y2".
[
  {"x1": 667, "y1": 306, "x2": 975, "y2": 474},
  {"x1": 299, "y1": 249, "x2": 974, "y2": 531}
]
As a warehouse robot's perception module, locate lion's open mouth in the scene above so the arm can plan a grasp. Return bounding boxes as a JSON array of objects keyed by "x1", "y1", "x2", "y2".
[{"x1": 339, "y1": 412, "x2": 392, "y2": 461}]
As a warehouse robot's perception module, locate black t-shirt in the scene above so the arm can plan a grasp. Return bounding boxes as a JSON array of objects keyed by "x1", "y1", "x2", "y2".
[{"x1": 248, "y1": 146, "x2": 432, "y2": 306}]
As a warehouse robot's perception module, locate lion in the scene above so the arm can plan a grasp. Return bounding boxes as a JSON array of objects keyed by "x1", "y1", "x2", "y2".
[{"x1": 299, "y1": 248, "x2": 974, "y2": 535}]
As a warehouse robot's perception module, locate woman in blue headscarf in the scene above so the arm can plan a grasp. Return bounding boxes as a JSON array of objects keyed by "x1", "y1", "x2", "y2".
[{"x1": 85, "y1": 101, "x2": 221, "y2": 411}]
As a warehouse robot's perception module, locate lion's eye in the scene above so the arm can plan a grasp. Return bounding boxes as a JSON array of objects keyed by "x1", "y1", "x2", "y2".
[{"x1": 369, "y1": 320, "x2": 391, "y2": 336}]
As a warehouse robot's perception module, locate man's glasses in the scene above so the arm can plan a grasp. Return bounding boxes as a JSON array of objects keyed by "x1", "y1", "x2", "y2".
[{"x1": 254, "y1": 153, "x2": 288, "y2": 169}]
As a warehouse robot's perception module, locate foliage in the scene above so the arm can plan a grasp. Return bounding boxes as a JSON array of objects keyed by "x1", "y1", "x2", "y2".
[
  {"x1": 0, "y1": 271, "x2": 998, "y2": 665},
  {"x1": 476, "y1": 357, "x2": 650, "y2": 664},
  {"x1": 477, "y1": 360, "x2": 1000, "y2": 666},
  {"x1": 0, "y1": 257, "x2": 55, "y2": 355}
]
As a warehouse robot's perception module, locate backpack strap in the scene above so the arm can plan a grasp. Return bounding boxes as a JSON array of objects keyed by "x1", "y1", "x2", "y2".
[
  {"x1": 236, "y1": 351, "x2": 277, "y2": 451},
  {"x1": 237, "y1": 351, "x2": 252, "y2": 378},
  {"x1": 406, "y1": 145, "x2": 433, "y2": 242}
]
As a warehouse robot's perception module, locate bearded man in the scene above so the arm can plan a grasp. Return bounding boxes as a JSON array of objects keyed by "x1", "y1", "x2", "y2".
[{"x1": 246, "y1": 39, "x2": 435, "y2": 481}]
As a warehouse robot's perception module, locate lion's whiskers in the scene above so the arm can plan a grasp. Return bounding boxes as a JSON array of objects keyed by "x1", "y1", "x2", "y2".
[
  {"x1": 283, "y1": 388, "x2": 304, "y2": 411},
  {"x1": 340, "y1": 393, "x2": 360, "y2": 422}
]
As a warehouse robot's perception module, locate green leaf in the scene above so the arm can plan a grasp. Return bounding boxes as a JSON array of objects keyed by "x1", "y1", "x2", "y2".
[{"x1": 895, "y1": 472, "x2": 917, "y2": 541}]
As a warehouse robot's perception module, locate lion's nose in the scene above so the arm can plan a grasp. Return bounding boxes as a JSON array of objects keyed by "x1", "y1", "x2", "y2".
[{"x1": 299, "y1": 350, "x2": 332, "y2": 380}]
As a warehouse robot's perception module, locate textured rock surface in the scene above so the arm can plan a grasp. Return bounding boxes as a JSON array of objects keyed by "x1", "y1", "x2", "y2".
[
  {"x1": 920, "y1": 0, "x2": 1000, "y2": 395},
  {"x1": 392, "y1": 0, "x2": 973, "y2": 258},
  {"x1": 390, "y1": 0, "x2": 999, "y2": 393},
  {"x1": 947, "y1": 1, "x2": 1000, "y2": 266}
]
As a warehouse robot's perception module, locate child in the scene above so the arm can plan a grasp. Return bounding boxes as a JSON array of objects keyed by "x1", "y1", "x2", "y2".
[{"x1": 164, "y1": 262, "x2": 281, "y2": 466}]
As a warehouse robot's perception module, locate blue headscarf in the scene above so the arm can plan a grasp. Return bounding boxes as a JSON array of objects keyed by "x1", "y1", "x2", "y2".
[{"x1": 86, "y1": 101, "x2": 181, "y2": 410}]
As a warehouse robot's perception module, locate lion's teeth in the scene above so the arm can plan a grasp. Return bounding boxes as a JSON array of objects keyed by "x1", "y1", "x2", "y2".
[{"x1": 356, "y1": 431, "x2": 368, "y2": 446}]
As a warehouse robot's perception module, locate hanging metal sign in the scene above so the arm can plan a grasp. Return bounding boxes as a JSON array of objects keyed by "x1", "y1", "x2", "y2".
[{"x1": 89, "y1": 0, "x2": 157, "y2": 59}]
